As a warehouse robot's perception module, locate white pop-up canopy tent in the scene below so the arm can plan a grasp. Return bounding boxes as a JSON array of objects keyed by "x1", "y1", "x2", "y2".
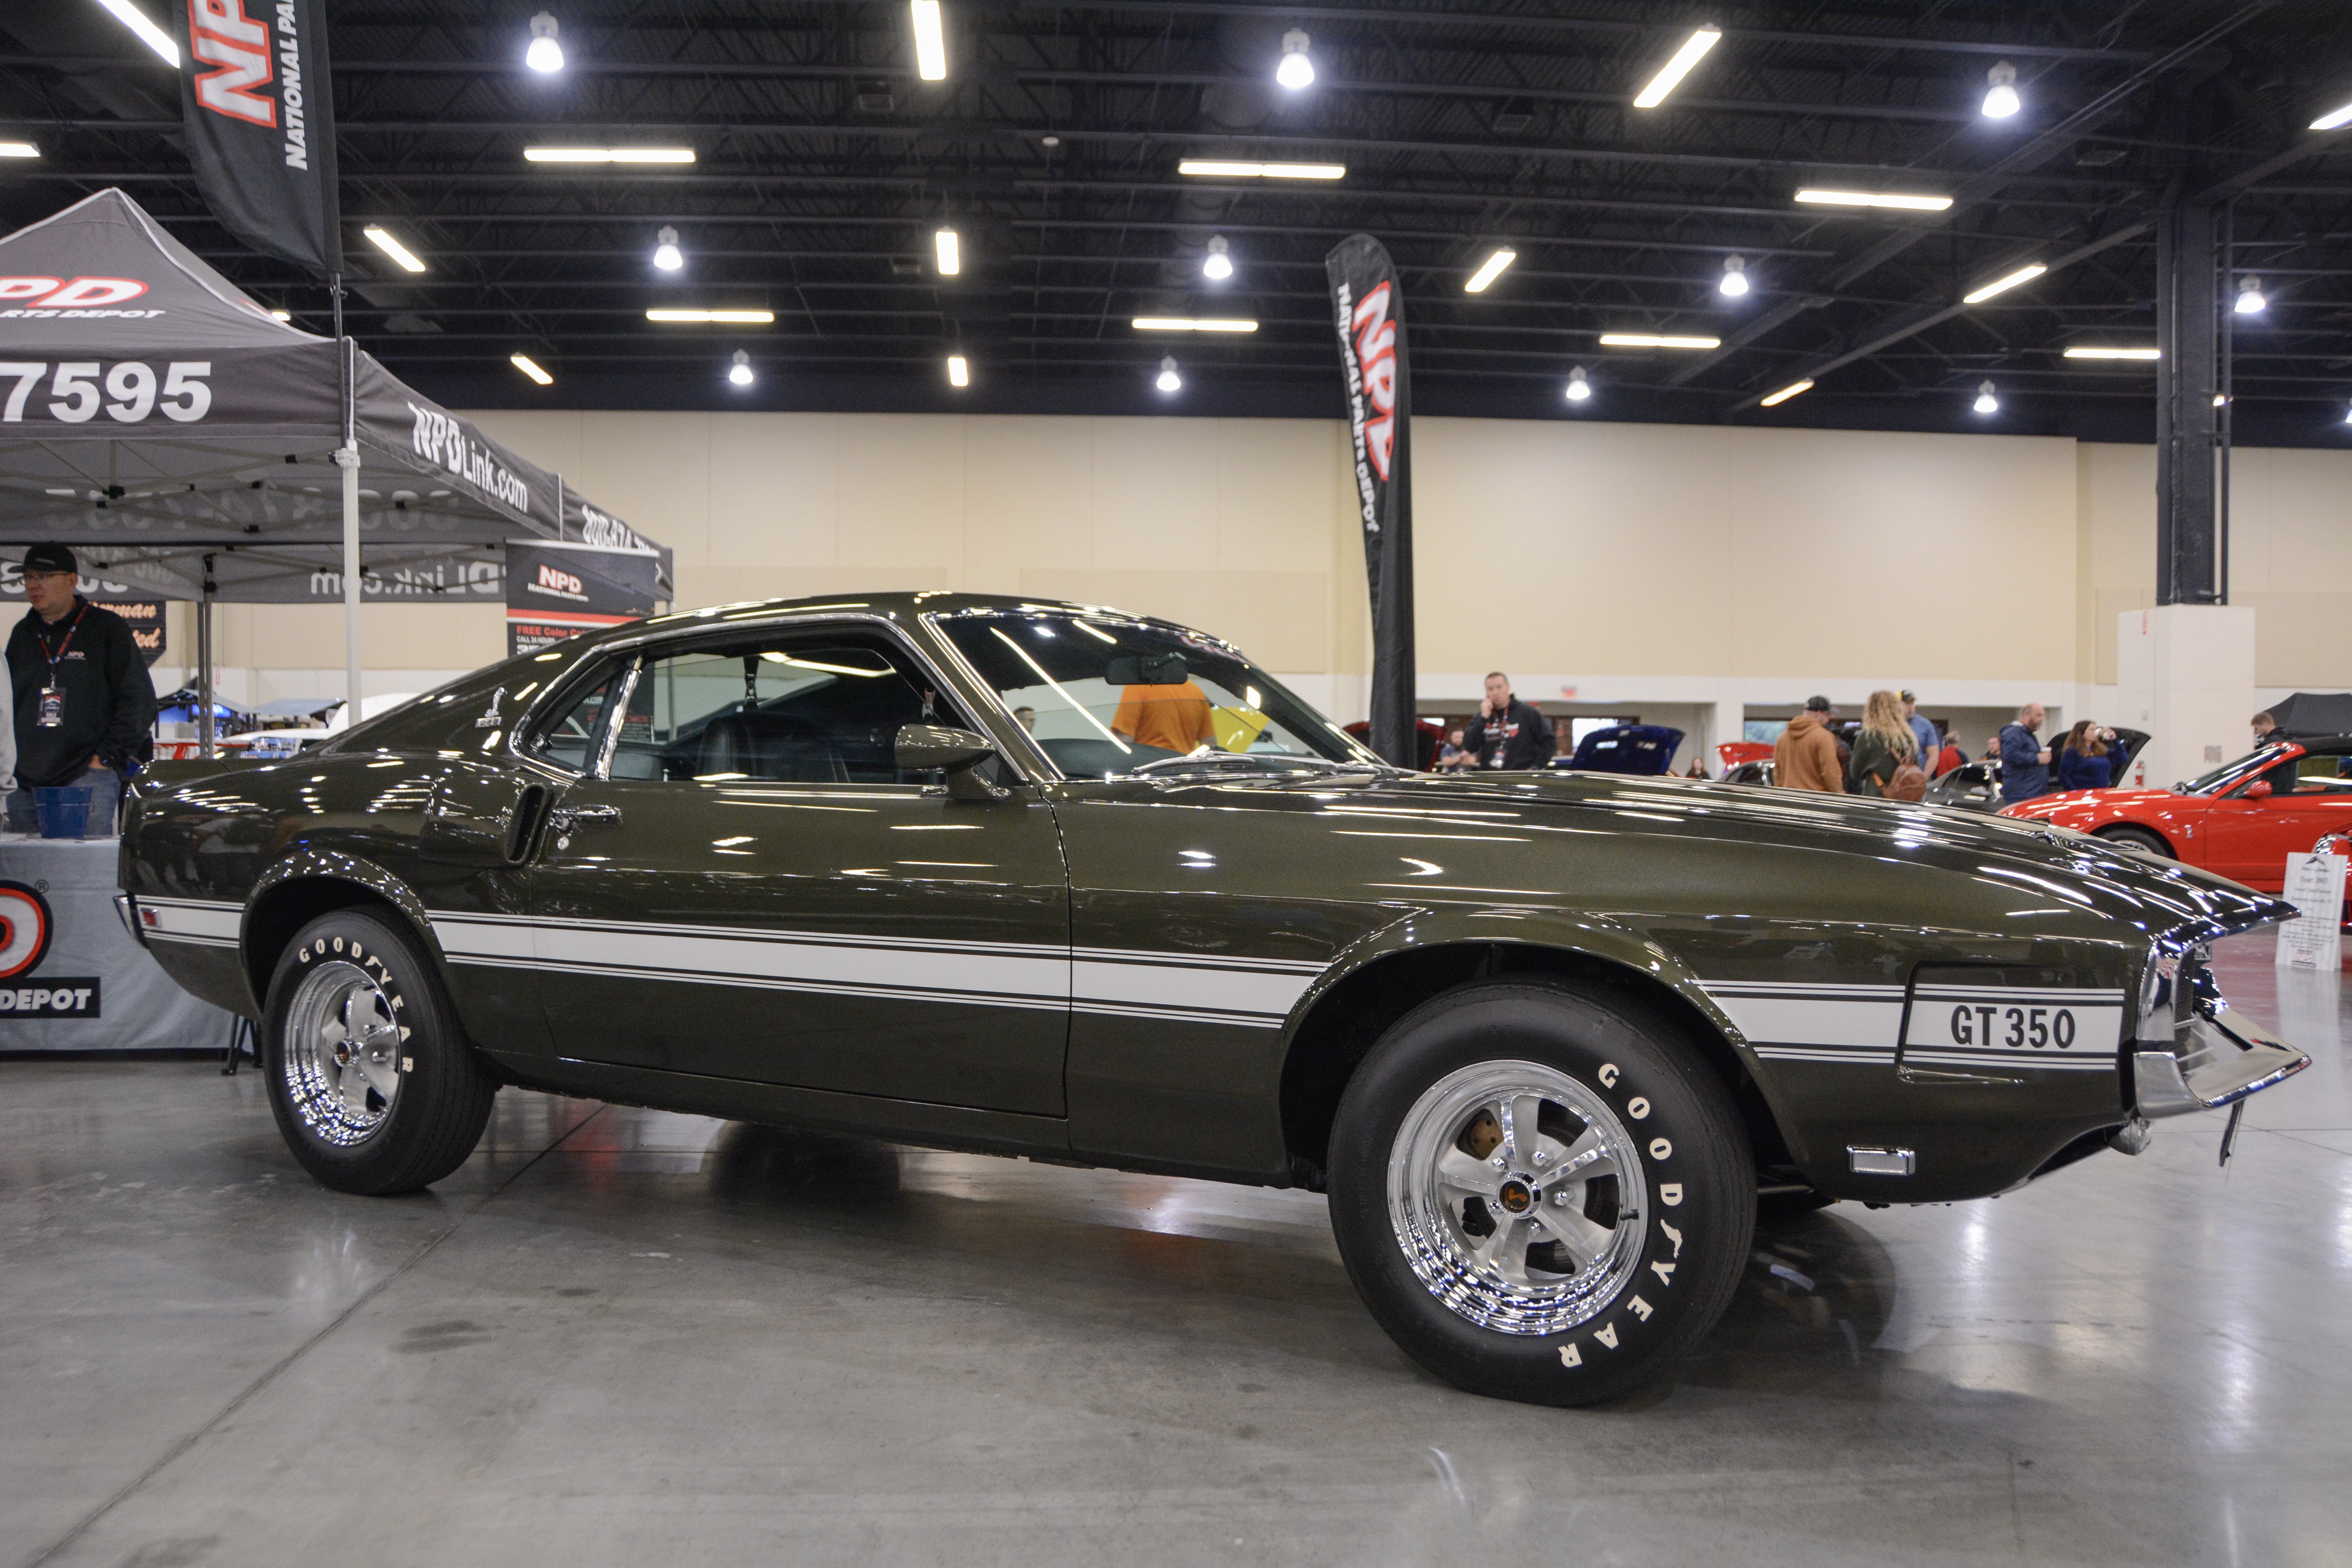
[{"x1": 0, "y1": 189, "x2": 668, "y2": 741}]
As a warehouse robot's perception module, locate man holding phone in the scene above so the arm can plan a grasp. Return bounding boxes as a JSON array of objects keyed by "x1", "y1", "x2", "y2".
[{"x1": 6, "y1": 543, "x2": 156, "y2": 834}]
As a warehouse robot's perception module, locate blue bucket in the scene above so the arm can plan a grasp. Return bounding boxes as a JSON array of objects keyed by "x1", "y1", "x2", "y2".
[{"x1": 34, "y1": 785, "x2": 95, "y2": 840}]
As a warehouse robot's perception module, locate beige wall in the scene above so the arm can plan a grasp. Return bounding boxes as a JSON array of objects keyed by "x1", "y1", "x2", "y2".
[{"x1": 176, "y1": 410, "x2": 2352, "y2": 715}]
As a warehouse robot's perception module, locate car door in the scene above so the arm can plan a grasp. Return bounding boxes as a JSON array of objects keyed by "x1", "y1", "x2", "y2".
[
  {"x1": 526, "y1": 621, "x2": 1071, "y2": 1116},
  {"x1": 2204, "y1": 746, "x2": 2352, "y2": 890}
]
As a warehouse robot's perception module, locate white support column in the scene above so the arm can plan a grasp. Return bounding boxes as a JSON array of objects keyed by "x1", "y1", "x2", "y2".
[
  {"x1": 336, "y1": 445, "x2": 362, "y2": 720},
  {"x1": 2116, "y1": 604, "x2": 2256, "y2": 789}
]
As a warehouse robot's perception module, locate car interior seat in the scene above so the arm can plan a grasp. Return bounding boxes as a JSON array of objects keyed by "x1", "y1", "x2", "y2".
[{"x1": 693, "y1": 711, "x2": 849, "y2": 782}]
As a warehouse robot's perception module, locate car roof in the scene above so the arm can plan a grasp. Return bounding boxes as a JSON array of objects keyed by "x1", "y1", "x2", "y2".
[{"x1": 606, "y1": 591, "x2": 1195, "y2": 650}]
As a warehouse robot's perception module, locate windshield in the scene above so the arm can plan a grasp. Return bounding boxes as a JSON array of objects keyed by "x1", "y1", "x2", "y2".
[
  {"x1": 2180, "y1": 742, "x2": 2300, "y2": 796},
  {"x1": 931, "y1": 609, "x2": 1381, "y2": 778}
]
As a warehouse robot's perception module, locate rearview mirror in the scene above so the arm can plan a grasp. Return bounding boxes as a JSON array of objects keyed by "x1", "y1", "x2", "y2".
[
  {"x1": 1105, "y1": 653, "x2": 1187, "y2": 686},
  {"x1": 895, "y1": 724, "x2": 1009, "y2": 802},
  {"x1": 2244, "y1": 779, "x2": 2274, "y2": 800}
]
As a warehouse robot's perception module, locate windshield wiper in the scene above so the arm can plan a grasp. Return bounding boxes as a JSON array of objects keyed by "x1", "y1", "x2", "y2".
[{"x1": 1131, "y1": 749, "x2": 1373, "y2": 777}]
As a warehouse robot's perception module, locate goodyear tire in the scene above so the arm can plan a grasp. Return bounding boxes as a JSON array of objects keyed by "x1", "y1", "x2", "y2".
[
  {"x1": 261, "y1": 909, "x2": 496, "y2": 1195},
  {"x1": 1328, "y1": 980, "x2": 1753, "y2": 1406}
]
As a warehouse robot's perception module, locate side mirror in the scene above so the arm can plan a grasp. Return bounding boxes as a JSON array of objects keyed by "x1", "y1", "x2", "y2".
[
  {"x1": 895, "y1": 724, "x2": 1010, "y2": 802},
  {"x1": 2244, "y1": 779, "x2": 2274, "y2": 800}
]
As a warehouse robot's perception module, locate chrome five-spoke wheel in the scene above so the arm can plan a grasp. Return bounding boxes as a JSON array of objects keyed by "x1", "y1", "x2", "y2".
[
  {"x1": 1387, "y1": 1060, "x2": 1647, "y2": 1336},
  {"x1": 282, "y1": 960, "x2": 403, "y2": 1146}
]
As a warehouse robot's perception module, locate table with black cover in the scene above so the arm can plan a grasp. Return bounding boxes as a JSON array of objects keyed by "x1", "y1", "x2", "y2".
[{"x1": 0, "y1": 834, "x2": 236, "y2": 1052}]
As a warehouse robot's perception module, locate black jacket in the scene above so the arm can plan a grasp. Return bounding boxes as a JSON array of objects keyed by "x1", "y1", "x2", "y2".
[
  {"x1": 8, "y1": 600, "x2": 157, "y2": 788},
  {"x1": 1462, "y1": 697, "x2": 1556, "y2": 770}
]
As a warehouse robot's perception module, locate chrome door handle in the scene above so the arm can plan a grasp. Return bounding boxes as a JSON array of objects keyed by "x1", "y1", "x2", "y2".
[{"x1": 549, "y1": 803, "x2": 623, "y2": 831}]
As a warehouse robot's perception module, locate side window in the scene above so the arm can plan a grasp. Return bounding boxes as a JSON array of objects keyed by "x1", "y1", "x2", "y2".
[
  {"x1": 611, "y1": 631, "x2": 969, "y2": 785},
  {"x1": 525, "y1": 664, "x2": 626, "y2": 772}
]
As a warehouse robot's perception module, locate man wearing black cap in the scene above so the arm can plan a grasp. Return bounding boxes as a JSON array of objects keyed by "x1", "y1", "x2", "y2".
[{"x1": 7, "y1": 543, "x2": 156, "y2": 833}]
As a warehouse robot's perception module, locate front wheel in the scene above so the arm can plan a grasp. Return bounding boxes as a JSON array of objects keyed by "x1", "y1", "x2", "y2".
[
  {"x1": 2097, "y1": 825, "x2": 2174, "y2": 858},
  {"x1": 1328, "y1": 980, "x2": 1753, "y2": 1406},
  {"x1": 262, "y1": 908, "x2": 496, "y2": 1195}
]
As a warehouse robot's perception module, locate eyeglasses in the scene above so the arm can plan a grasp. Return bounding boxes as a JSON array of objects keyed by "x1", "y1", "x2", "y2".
[{"x1": 20, "y1": 570, "x2": 73, "y2": 583}]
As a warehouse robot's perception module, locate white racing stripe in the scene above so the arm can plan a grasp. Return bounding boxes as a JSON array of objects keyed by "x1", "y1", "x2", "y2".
[
  {"x1": 134, "y1": 896, "x2": 241, "y2": 949},
  {"x1": 431, "y1": 912, "x2": 1320, "y2": 1027},
  {"x1": 1702, "y1": 980, "x2": 1906, "y2": 1067}
]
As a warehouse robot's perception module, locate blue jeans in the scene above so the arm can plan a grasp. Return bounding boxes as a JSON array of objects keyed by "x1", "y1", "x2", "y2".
[{"x1": 6, "y1": 765, "x2": 122, "y2": 836}]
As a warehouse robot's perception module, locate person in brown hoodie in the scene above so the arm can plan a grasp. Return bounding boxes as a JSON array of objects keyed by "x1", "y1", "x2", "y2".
[{"x1": 1773, "y1": 695, "x2": 1846, "y2": 792}]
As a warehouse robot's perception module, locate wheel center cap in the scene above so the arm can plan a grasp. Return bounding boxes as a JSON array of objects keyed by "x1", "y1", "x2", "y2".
[{"x1": 1497, "y1": 1178, "x2": 1534, "y2": 1214}]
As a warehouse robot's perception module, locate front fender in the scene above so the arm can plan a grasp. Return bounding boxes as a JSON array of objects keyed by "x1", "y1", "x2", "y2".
[{"x1": 1277, "y1": 904, "x2": 1809, "y2": 1173}]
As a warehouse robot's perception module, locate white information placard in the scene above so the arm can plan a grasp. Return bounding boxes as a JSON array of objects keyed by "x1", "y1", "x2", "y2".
[{"x1": 2276, "y1": 850, "x2": 2347, "y2": 970}]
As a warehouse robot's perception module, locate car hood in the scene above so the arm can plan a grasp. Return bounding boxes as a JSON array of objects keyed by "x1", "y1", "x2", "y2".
[
  {"x1": 1192, "y1": 765, "x2": 2282, "y2": 941},
  {"x1": 2005, "y1": 786, "x2": 2189, "y2": 818}
]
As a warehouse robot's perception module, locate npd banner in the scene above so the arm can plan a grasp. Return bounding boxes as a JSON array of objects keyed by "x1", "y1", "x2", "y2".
[
  {"x1": 172, "y1": 0, "x2": 341, "y2": 275},
  {"x1": 506, "y1": 541, "x2": 661, "y2": 656},
  {"x1": 1324, "y1": 234, "x2": 1418, "y2": 768}
]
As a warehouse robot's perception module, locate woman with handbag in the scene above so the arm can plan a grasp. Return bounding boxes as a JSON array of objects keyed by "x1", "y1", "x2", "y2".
[{"x1": 1849, "y1": 689, "x2": 1926, "y2": 800}]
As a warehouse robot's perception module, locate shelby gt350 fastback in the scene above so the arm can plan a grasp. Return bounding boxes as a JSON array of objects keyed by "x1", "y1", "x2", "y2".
[{"x1": 119, "y1": 594, "x2": 2309, "y2": 1403}]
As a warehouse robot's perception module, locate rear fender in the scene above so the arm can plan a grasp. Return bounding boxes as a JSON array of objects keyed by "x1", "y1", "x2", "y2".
[{"x1": 244, "y1": 850, "x2": 449, "y2": 1008}]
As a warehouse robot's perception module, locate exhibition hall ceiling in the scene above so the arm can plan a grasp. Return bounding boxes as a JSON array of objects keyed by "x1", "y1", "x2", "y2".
[{"x1": 8, "y1": 2, "x2": 2352, "y2": 438}]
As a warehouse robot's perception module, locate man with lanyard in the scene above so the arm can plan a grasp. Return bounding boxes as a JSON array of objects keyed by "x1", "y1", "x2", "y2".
[
  {"x1": 7, "y1": 543, "x2": 156, "y2": 833},
  {"x1": 1462, "y1": 671, "x2": 1557, "y2": 770}
]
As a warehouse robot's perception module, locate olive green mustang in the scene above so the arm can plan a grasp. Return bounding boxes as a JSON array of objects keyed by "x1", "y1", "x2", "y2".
[{"x1": 119, "y1": 594, "x2": 2308, "y2": 1404}]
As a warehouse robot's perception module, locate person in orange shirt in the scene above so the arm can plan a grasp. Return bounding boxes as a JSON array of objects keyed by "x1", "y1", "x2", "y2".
[{"x1": 1113, "y1": 680, "x2": 1217, "y2": 754}]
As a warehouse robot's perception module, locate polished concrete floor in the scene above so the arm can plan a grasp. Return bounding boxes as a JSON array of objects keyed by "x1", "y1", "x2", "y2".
[{"x1": 6, "y1": 933, "x2": 2351, "y2": 1568}]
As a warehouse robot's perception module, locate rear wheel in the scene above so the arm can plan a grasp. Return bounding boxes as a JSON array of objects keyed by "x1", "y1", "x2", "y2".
[
  {"x1": 1327, "y1": 980, "x2": 1753, "y2": 1406},
  {"x1": 2097, "y1": 824, "x2": 2173, "y2": 858},
  {"x1": 262, "y1": 909, "x2": 496, "y2": 1195}
]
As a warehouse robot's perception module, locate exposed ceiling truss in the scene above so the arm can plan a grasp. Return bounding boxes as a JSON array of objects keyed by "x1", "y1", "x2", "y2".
[{"x1": 7, "y1": 1, "x2": 2352, "y2": 439}]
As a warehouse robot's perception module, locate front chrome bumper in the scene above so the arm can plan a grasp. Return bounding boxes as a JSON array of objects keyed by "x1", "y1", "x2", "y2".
[{"x1": 2133, "y1": 1008, "x2": 2309, "y2": 1117}]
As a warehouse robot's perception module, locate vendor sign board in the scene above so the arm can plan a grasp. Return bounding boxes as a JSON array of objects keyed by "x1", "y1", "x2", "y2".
[
  {"x1": 506, "y1": 540, "x2": 661, "y2": 656},
  {"x1": 2276, "y1": 848, "x2": 2347, "y2": 969}
]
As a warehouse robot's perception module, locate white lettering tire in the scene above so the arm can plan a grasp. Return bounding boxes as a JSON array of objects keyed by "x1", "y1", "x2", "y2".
[
  {"x1": 1328, "y1": 980, "x2": 1753, "y2": 1406},
  {"x1": 262, "y1": 909, "x2": 497, "y2": 1195}
]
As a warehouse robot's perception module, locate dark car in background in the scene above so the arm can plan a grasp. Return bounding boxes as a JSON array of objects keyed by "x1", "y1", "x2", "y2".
[{"x1": 118, "y1": 595, "x2": 2307, "y2": 1406}]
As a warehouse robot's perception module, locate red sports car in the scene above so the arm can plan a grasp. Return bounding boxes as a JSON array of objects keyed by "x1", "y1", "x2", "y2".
[{"x1": 2000, "y1": 736, "x2": 2352, "y2": 895}]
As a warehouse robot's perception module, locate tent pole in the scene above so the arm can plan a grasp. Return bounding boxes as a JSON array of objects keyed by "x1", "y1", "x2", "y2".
[
  {"x1": 334, "y1": 294, "x2": 362, "y2": 729},
  {"x1": 337, "y1": 445, "x2": 360, "y2": 724},
  {"x1": 196, "y1": 555, "x2": 215, "y2": 762}
]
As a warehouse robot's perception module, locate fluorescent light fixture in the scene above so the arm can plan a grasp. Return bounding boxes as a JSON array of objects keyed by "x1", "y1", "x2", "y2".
[
  {"x1": 525, "y1": 12, "x2": 563, "y2": 73},
  {"x1": 1156, "y1": 356, "x2": 1182, "y2": 393},
  {"x1": 647, "y1": 307, "x2": 775, "y2": 323},
  {"x1": 1564, "y1": 366, "x2": 1591, "y2": 403},
  {"x1": 1719, "y1": 254, "x2": 1749, "y2": 296},
  {"x1": 0, "y1": 142, "x2": 37, "y2": 159},
  {"x1": 1202, "y1": 234, "x2": 1233, "y2": 281},
  {"x1": 1962, "y1": 262, "x2": 2047, "y2": 304},
  {"x1": 911, "y1": 0, "x2": 947, "y2": 81},
  {"x1": 2063, "y1": 345, "x2": 2160, "y2": 361},
  {"x1": 269, "y1": 309, "x2": 292, "y2": 321},
  {"x1": 1974, "y1": 379, "x2": 1999, "y2": 414},
  {"x1": 947, "y1": 354, "x2": 969, "y2": 387},
  {"x1": 93, "y1": 0, "x2": 177, "y2": 65},
  {"x1": 2311, "y1": 101, "x2": 2352, "y2": 131},
  {"x1": 510, "y1": 354, "x2": 554, "y2": 386},
  {"x1": 1132, "y1": 317, "x2": 1258, "y2": 333},
  {"x1": 1982, "y1": 61, "x2": 2020, "y2": 119},
  {"x1": 362, "y1": 226, "x2": 426, "y2": 273},
  {"x1": 524, "y1": 146, "x2": 695, "y2": 163},
  {"x1": 728, "y1": 348, "x2": 754, "y2": 387},
  {"x1": 1464, "y1": 249, "x2": 1517, "y2": 293},
  {"x1": 1759, "y1": 379, "x2": 1814, "y2": 407},
  {"x1": 653, "y1": 226, "x2": 683, "y2": 270},
  {"x1": 1794, "y1": 188, "x2": 1955, "y2": 212},
  {"x1": 2236, "y1": 275, "x2": 2266, "y2": 314},
  {"x1": 1633, "y1": 27, "x2": 1721, "y2": 109},
  {"x1": 934, "y1": 228, "x2": 960, "y2": 275},
  {"x1": 1276, "y1": 28, "x2": 1314, "y2": 91},
  {"x1": 1177, "y1": 159, "x2": 1346, "y2": 180},
  {"x1": 1598, "y1": 332, "x2": 1720, "y2": 350}
]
